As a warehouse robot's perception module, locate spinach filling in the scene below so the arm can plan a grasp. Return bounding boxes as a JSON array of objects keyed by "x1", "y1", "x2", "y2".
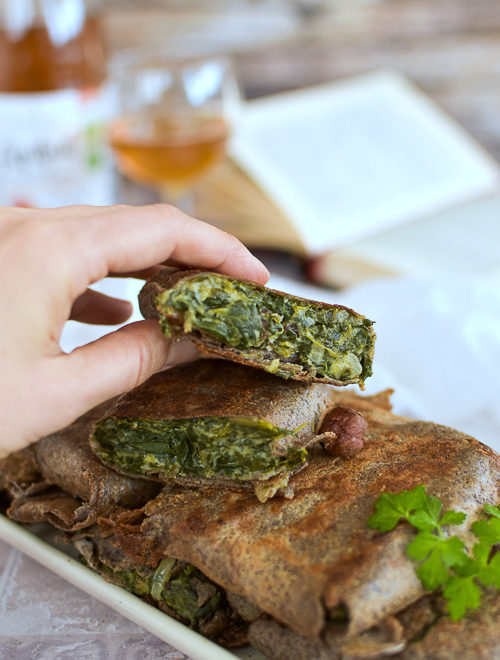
[
  {"x1": 85, "y1": 556, "x2": 222, "y2": 628},
  {"x1": 92, "y1": 416, "x2": 306, "y2": 481},
  {"x1": 156, "y1": 274, "x2": 374, "y2": 382}
]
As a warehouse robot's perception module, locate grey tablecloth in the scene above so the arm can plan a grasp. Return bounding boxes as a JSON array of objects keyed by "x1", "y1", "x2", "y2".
[{"x1": 0, "y1": 538, "x2": 188, "y2": 660}]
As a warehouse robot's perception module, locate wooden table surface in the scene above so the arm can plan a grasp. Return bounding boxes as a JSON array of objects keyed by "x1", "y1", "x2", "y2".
[{"x1": 103, "y1": 0, "x2": 500, "y2": 160}]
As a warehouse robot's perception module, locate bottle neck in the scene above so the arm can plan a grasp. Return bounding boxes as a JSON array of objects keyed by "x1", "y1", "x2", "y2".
[{"x1": 0, "y1": 0, "x2": 106, "y2": 93}]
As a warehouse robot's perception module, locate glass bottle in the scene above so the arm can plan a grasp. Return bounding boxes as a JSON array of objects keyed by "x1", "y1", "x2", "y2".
[{"x1": 0, "y1": 0, "x2": 115, "y2": 207}]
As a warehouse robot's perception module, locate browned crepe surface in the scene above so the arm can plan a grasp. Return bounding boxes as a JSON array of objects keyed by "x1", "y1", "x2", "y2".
[
  {"x1": 248, "y1": 589, "x2": 500, "y2": 660},
  {"x1": 90, "y1": 359, "x2": 341, "y2": 493},
  {"x1": 0, "y1": 447, "x2": 40, "y2": 500},
  {"x1": 139, "y1": 269, "x2": 375, "y2": 386},
  {"x1": 2, "y1": 401, "x2": 160, "y2": 530},
  {"x1": 94, "y1": 359, "x2": 337, "y2": 436},
  {"x1": 70, "y1": 528, "x2": 248, "y2": 647},
  {"x1": 103, "y1": 390, "x2": 500, "y2": 639},
  {"x1": 396, "y1": 588, "x2": 500, "y2": 660}
]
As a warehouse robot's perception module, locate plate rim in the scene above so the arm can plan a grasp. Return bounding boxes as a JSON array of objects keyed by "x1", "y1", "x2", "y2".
[{"x1": 0, "y1": 513, "x2": 245, "y2": 660}]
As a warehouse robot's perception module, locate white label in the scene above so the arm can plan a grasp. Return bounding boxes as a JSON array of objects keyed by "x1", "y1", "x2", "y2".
[{"x1": 0, "y1": 84, "x2": 116, "y2": 207}]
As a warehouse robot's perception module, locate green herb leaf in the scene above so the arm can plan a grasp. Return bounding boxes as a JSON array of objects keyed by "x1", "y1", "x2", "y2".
[
  {"x1": 471, "y1": 518, "x2": 500, "y2": 548},
  {"x1": 367, "y1": 485, "x2": 427, "y2": 532},
  {"x1": 407, "y1": 509, "x2": 438, "y2": 532},
  {"x1": 443, "y1": 575, "x2": 481, "y2": 621},
  {"x1": 440, "y1": 510, "x2": 467, "y2": 526},
  {"x1": 483, "y1": 504, "x2": 500, "y2": 519},
  {"x1": 452, "y1": 555, "x2": 481, "y2": 578},
  {"x1": 438, "y1": 536, "x2": 468, "y2": 568},
  {"x1": 407, "y1": 533, "x2": 467, "y2": 565},
  {"x1": 472, "y1": 540, "x2": 491, "y2": 566},
  {"x1": 421, "y1": 493, "x2": 443, "y2": 525},
  {"x1": 366, "y1": 502, "x2": 404, "y2": 532},
  {"x1": 417, "y1": 547, "x2": 451, "y2": 590},
  {"x1": 407, "y1": 492, "x2": 443, "y2": 531},
  {"x1": 478, "y1": 553, "x2": 500, "y2": 589},
  {"x1": 406, "y1": 531, "x2": 439, "y2": 560},
  {"x1": 366, "y1": 485, "x2": 500, "y2": 622}
]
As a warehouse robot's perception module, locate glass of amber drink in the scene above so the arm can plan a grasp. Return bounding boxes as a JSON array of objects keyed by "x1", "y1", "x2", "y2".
[{"x1": 109, "y1": 50, "x2": 239, "y2": 206}]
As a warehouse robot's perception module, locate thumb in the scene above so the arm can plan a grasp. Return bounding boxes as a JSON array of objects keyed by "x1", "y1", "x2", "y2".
[{"x1": 57, "y1": 319, "x2": 199, "y2": 417}]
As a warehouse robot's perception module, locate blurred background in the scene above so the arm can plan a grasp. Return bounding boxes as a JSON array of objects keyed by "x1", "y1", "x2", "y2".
[
  {"x1": 4, "y1": 0, "x2": 500, "y2": 271},
  {"x1": 3, "y1": 1, "x2": 500, "y2": 238},
  {"x1": 100, "y1": 0, "x2": 500, "y2": 157}
]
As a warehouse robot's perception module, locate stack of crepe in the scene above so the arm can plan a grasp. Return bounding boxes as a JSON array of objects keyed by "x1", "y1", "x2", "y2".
[{"x1": 1, "y1": 271, "x2": 499, "y2": 659}]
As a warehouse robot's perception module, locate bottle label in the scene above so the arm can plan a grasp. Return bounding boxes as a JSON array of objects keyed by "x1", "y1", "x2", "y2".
[{"x1": 0, "y1": 84, "x2": 116, "y2": 207}]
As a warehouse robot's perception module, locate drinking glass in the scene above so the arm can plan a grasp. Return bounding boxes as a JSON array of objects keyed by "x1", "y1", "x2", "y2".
[{"x1": 109, "y1": 50, "x2": 240, "y2": 209}]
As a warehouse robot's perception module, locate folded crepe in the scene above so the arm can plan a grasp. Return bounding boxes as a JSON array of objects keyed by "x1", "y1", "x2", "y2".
[
  {"x1": 248, "y1": 589, "x2": 500, "y2": 660},
  {"x1": 0, "y1": 447, "x2": 41, "y2": 501},
  {"x1": 139, "y1": 269, "x2": 375, "y2": 387},
  {"x1": 90, "y1": 359, "x2": 341, "y2": 502},
  {"x1": 72, "y1": 522, "x2": 500, "y2": 659},
  {"x1": 70, "y1": 528, "x2": 247, "y2": 647},
  {"x1": 98, "y1": 389, "x2": 499, "y2": 643},
  {"x1": 394, "y1": 588, "x2": 500, "y2": 660},
  {"x1": 0, "y1": 401, "x2": 160, "y2": 530},
  {"x1": 4, "y1": 386, "x2": 499, "y2": 658}
]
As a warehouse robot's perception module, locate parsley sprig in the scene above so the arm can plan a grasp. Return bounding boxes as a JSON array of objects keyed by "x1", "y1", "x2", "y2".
[{"x1": 367, "y1": 485, "x2": 500, "y2": 620}]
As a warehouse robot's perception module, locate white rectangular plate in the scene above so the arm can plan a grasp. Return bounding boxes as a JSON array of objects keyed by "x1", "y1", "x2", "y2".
[{"x1": 0, "y1": 513, "x2": 266, "y2": 660}]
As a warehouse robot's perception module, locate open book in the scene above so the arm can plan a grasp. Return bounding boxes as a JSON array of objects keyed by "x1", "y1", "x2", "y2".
[{"x1": 195, "y1": 70, "x2": 499, "y2": 283}]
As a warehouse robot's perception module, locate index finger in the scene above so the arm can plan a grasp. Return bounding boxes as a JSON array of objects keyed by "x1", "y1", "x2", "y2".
[{"x1": 56, "y1": 204, "x2": 269, "y2": 289}]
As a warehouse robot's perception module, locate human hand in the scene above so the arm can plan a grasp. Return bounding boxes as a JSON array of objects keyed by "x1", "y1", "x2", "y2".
[{"x1": 0, "y1": 204, "x2": 269, "y2": 456}]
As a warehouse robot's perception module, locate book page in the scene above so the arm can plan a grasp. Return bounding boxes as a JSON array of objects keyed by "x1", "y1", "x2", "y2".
[
  {"x1": 310, "y1": 191, "x2": 500, "y2": 288},
  {"x1": 354, "y1": 191, "x2": 500, "y2": 279},
  {"x1": 231, "y1": 71, "x2": 500, "y2": 254}
]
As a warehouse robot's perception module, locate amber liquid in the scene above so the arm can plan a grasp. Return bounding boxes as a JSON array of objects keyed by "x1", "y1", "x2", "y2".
[
  {"x1": 110, "y1": 115, "x2": 229, "y2": 193},
  {"x1": 0, "y1": 18, "x2": 106, "y2": 92}
]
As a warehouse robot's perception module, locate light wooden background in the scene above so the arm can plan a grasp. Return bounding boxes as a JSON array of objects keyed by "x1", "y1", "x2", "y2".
[{"x1": 101, "y1": 0, "x2": 500, "y2": 159}]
